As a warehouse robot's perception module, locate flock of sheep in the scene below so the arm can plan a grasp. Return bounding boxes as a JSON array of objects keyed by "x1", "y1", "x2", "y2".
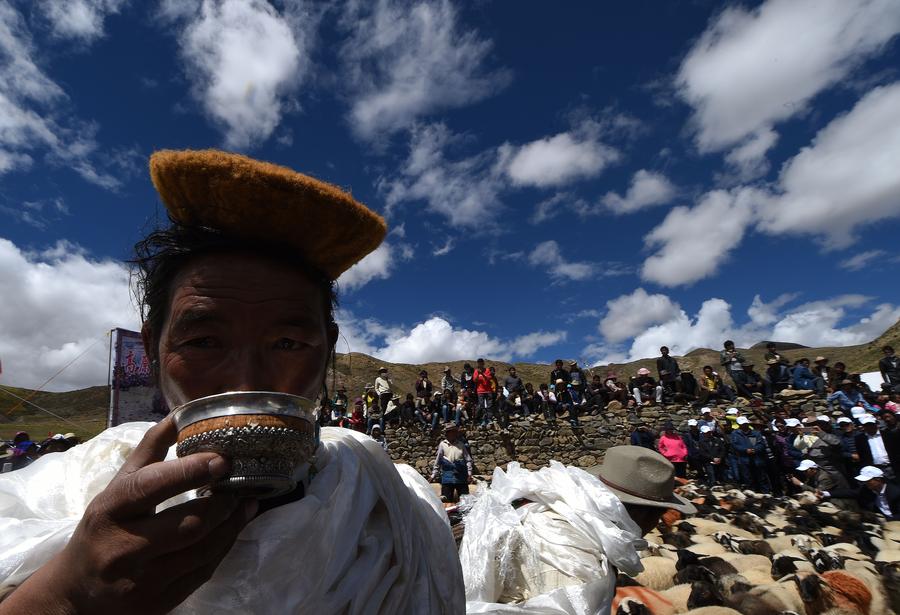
[{"x1": 614, "y1": 484, "x2": 900, "y2": 615}]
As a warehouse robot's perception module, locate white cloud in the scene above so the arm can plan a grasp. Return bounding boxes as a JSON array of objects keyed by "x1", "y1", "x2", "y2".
[
  {"x1": 723, "y1": 128, "x2": 779, "y2": 180},
  {"x1": 528, "y1": 240, "x2": 596, "y2": 281},
  {"x1": 746, "y1": 292, "x2": 800, "y2": 326},
  {"x1": 0, "y1": 1, "x2": 122, "y2": 187},
  {"x1": 840, "y1": 249, "x2": 887, "y2": 271},
  {"x1": 602, "y1": 169, "x2": 677, "y2": 214},
  {"x1": 677, "y1": 0, "x2": 900, "y2": 152},
  {"x1": 599, "y1": 288, "x2": 682, "y2": 343},
  {"x1": 641, "y1": 188, "x2": 760, "y2": 287},
  {"x1": 380, "y1": 123, "x2": 506, "y2": 228},
  {"x1": 756, "y1": 81, "x2": 900, "y2": 247},
  {"x1": 432, "y1": 238, "x2": 453, "y2": 257},
  {"x1": 337, "y1": 241, "x2": 412, "y2": 292},
  {"x1": 339, "y1": 0, "x2": 510, "y2": 140},
  {"x1": 504, "y1": 122, "x2": 620, "y2": 188},
  {"x1": 37, "y1": 0, "x2": 127, "y2": 42},
  {"x1": 169, "y1": 0, "x2": 313, "y2": 148},
  {"x1": 0, "y1": 238, "x2": 139, "y2": 391},
  {"x1": 336, "y1": 311, "x2": 565, "y2": 364}
]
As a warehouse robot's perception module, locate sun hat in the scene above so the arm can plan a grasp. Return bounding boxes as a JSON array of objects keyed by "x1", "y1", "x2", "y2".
[
  {"x1": 726, "y1": 408, "x2": 739, "y2": 416},
  {"x1": 378, "y1": 367, "x2": 388, "y2": 373},
  {"x1": 836, "y1": 417, "x2": 853, "y2": 424},
  {"x1": 816, "y1": 415, "x2": 831, "y2": 423},
  {"x1": 851, "y1": 406, "x2": 867, "y2": 418},
  {"x1": 700, "y1": 407, "x2": 712, "y2": 415},
  {"x1": 149, "y1": 150, "x2": 387, "y2": 280},
  {"x1": 443, "y1": 422, "x2": 459, "y2": 433},
  {"x1": 855, "y1": 466, "x2": 884, "y2": 482},
  {"x1": 586, "y1": 446, "x2": 696, "y2": 514},
  {"x1": 736, "y1": 416, "x2": 750, "y2": 426},
  {"x1": 784, "y1": 418, "x2": 801, "y2": 427},
  {"x1": 814, "y1": 356, "x2": 827, "y2": 362},
  {"x1": 364, "y1": 383, "x2": 374, "y2": 389},
  {"x1": 700, "y1": 425, "x2": 712, "y2": 434},
  {"x1": 859, "y1": 415, "x2": 877, "y2": 425},
  {"x1": 637, "y1": 367, "x2": 651, "y2": 376},
  {"x1": 371, "y1": 424, "x2": 383, "y2": 432},
  {"x1": 687, "y1": 419, "x2": 698, "y2": 427},
  {"x1": 797, "y1": 460, "x2": 818, "y2": 472},
  {"x1": 840, "y1": 379, "x2": 854, "y2": 386}
]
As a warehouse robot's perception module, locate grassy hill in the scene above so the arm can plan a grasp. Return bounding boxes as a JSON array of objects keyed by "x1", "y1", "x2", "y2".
[{"x1": 3, "y1": 318, "x2": 898, "y2": 442}]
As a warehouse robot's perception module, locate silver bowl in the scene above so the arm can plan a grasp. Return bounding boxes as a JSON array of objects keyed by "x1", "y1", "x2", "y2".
[{"x1": 172, "y1": 391, "x2": 318, "y2": 499}]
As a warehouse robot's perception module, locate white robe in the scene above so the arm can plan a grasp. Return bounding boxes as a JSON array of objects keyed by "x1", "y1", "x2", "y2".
[{"x1": 0, "y1": 423, "x2": 464, "y2": 614}]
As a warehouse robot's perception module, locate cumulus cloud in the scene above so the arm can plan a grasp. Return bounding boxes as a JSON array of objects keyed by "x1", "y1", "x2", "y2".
[
  {"x1": 336, "y1": 311, "x2": 565, "y2": 364},
  {"x1": 756, "y1": 81, "x2": 900, "y2": 247},
  {"x1": 677, "y1": 0, "x2": 900, "y2": 152},
  {"x1": 839, "y1": 249, "x2": 887, "y2": 271},
  {"x1": 339, "y1": 0, "x2": 510, "y2": 140},
  {"x1": 167, "y1": 0, "x2": 314, "y2": 148},
  {"x1": 723, "y1": 128, "x2": 779, "y2": 180},
  {"x1": 528, "y1": 240, "x2": 596, "y2": 281},
  {"x1": 602, "y1": 169, "x2": 677, "y2": 214},
  {"x1": 0, "y1": 1, "x2": 124, "y2": 187},
  {"x1": 504, "y1": 121, "x2": 620, "y2": 188},
  {"x1": 584, "y1": 290, "x2": 900, "y2": 364},
  {"x1": 337, "y1": 240, "x2": 412, "y2": 292},
  {"x1": 641, "y1": 188, "x2": 760, "y2": 287},
  {"x1": 37, "y1": 0, "x2": 127, "y2": 42},
  {"x1": 432, "y1": 238, "x2": 454, "y2": 257},
  {"x1": 599, "y1": 288, "x2": 682, "y2": 343},
  {"x1": 0, "y1": 238, "x2": 139, "y2": 391}
]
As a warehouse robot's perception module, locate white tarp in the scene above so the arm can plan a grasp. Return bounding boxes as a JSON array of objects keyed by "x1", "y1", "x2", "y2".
[
  {"x1": 859, "y1": 370, "x2": 884, "y2": 394},
  {"x1": 0, "y1": 423, "x2": 464, "y2": 614}
]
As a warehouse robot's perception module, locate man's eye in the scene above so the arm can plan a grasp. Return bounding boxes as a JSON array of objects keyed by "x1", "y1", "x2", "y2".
[
  {"x1": 274, "y1": 338, "x2": 304, "y2": 350},
  {"x1": 185, "y1": 336, "x2": 218, "y2": 348}
]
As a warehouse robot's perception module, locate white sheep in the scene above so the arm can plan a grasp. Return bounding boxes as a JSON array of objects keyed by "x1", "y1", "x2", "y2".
[
  {"x1": 682, "y1": 607, "x2": 742, "y2": 615},
  {"x1": 633, "y1": 556, "x2": 678, "y2": 591}
]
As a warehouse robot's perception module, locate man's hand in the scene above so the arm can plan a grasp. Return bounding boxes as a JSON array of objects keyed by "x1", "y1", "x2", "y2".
[
  {"x1": 1, "y1": 416, "x2": 258, "y2": 615},
  {"x1": 790, "y1": 476, "x2": 803, "y2": 487},
  {"x1": 851, "y1": 453, "x2": 860, "y2": 462},
  {"x1": 746, "y1": 449, "x2": 754, "y2": 455}
]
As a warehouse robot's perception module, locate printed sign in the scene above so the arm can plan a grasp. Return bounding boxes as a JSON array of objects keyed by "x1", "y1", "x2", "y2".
[{"x1": 108, "y1": 328, "x2": 165, "y2": 426}]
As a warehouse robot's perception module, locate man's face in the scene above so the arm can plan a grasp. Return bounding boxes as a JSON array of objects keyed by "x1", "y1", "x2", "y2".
[
  {"x1": 884, "y1": 413, "x2": 897, "y2": 427},
  {"x1": 152, "y1": 253, "x2": 334, "y2": 408},
  {"x1": 703, "y1": 367, "x2": 713, "y2": 376},
  {"x1": 510, "y1": 368, "x2": 517, "y2": 376},
  {"x1": 841, "y1": 422, "x2": 854, "y2": 432},
  {"x1": 555, "y1": 361, "x2": 563, "y2": 369},
  {"x1": 623, "y1": 504, "x2": 664, "y2": 536},
  {"x1": 864, "y1": 423, "x2": 878, "y2": 435},
  {"x1": 661, "y1": 348, "x2": 668, "y2": 356},
  {"x1": 886, "y1": 348, "x2": 895, "y2": 357},
  {"x1": 866, "y1": 477, "x2": 885, "y2": 492},
  {"x1": 805, "y1": 468, "x2": 817, "y2": 479}
]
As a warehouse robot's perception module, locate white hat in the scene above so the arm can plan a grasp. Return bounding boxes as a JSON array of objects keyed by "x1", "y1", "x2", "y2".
[
  {"x1": 851, "y1": 406, "x2": 867, "y2": 418},
  {"x1": 797, "y1": 460, "x2": 818, "y2": 472},
  {"x1": 816, "y1": 415, "x2": 830, "y2": 423},
  {"x1": 700, "y1": 407, "x2": 712, "y2": 414},
  {"x1": 726, "y1": 408, "x2": 739, "y2": 416},
  {"x1": 802, "y1": 416, "x2": 818, "y2": 424},
  {"x1": 785, "y1": 418, "x2": 802, "y2": 427},
  {"x1": 736, "y1": 416, "x2": 750, "y2": 425},
  {"x1": 836, "y1": 417, "x2": 853, "y2": 424},
  {"x1": 859, "y1": 415, "x2": 877, "y2": 425},
  {"x1": 700, "y1": 425, "x2": 712, "y2": 434},
  {"x1": 687, "y1": 419, "x2": 698, "y2": 426},
  {"x1": 855, "y1": 466, "x2": 885, "y2": 482}
]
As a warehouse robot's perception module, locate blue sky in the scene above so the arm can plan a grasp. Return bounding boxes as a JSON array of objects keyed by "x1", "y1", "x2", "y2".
[{"x1": 2, "y1": 0, "x2": 900, "y2": 390}]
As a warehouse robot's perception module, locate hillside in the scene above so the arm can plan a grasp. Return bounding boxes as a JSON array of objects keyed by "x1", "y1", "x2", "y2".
[{"x1": 3, "y1": 318, "x2": 898, "y2": 441}]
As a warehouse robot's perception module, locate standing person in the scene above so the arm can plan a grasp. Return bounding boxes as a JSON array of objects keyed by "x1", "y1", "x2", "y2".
[
  {"x1": 881, "y1": 346, "x2": 900, "y2": 393},
  {"x1": 856, "y1": 415, "x2": 900, "y2": 479},
  {"x1": 698, "y1": 426, "x2": 727, "y2": 486},
  {"x1": 731, "y1": 417, "x2": 769, "y2": 491},
  {"x1": 370, "y1": 424, "x2": 389, "y2": 452},
  {"x1": 441, "y1": 367, "x2": 458, "y2": 395},
  {"x1": 765, "y1": 359, "x2": 792, "y2": 398},
  {"x1": 698, "y1": 407, "x2": 719, "y2": 432},
  {"x1": 431, "y1": 424, "x2": 473, "y2": 503},
  {"x1": 657, "y1": 422, "x2": 688, "y2": 478},
  {"x1": 374, "y1": 367, "x2": 394, "y2": 415},
  {"x1": 837, "y1": 417, "x2": 860, "y2": 477},
  {"x1": 415, "y1": 370, "x2": 433, "y2": 407},
  {"x1": 568, "y1": 361, "x2": 586, "y2": 396},
  {"x1": 503, "y1": 366, "x2": 523, "y2": 398},
  {"x1": 684, "y1": 420, "x2": 705, "y2": 482},
  {"x1": 550, "y1": 359, "x2": 570, "y2": 387},
  {"x1": 720, "y1": 340, "x2": 747, "y2": 392},
  {"x1": 348, "y1": 400, "x2": 366, "y2": 433},
  {"x1": 460, "y1": 363, "x2": 476, "y2": 395},
  {"x1": 474, "y1": 359, "x2": 494, "y2": 428},
  {"x1": 631, "y1": 368, "x2": 663, "y2": 405},
  {"x1": 656, "y1": 346, "x2": 681, "y2": 397}
]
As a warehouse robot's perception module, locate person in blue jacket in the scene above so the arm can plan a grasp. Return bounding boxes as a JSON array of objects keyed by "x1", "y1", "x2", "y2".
[
  {"x1": 629, "y1": 419, "x2": 656, "y2": 449},
  {"x1": 827, "y1": 379, "x2": 876, "y2": 414},
  {"x1": 731, "y1": 416, "x2": 770, "y2": 491},
  {"x1": 792, "y1": 358, "x2": 825, "y2": 395}
]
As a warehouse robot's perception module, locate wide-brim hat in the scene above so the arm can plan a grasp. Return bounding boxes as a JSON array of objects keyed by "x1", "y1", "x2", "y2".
[
  {"x1": 149, "y1": 150, "x2": 387, "y2": 281},
  {"x1": 587, "y1": 446, "x2": 696, "y2": 514}
]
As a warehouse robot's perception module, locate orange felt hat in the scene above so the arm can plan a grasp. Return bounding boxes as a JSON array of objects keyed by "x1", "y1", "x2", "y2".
[{"x1": 149, "y1": 149, "x2": 387, "y2": 280}]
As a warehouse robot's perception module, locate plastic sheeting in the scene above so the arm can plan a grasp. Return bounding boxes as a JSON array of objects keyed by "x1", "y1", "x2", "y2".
[
  {"x1": 0, "y1": 423, "x2": 464, "y2": 614},
  {"x1": 460, "y1": 461, "x2": 646, "y2": 615}
]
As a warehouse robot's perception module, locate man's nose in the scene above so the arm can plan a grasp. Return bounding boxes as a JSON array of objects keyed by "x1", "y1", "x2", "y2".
[{"x1": 219, "y1": 348, "x2": 273, "y2": 393}]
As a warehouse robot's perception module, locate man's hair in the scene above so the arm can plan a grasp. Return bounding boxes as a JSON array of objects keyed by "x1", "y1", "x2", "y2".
[
  {"x1": 767, "y1": 342, "x2": 776, "y2": 348},
  {"x1": 724, "y1": 340, "x2": 734, "y2": 347},
  {"x1": 131, "y1": 223, "x2": 337, "y2": 356},
  {"x1": 884, "y1": 345, "x2": 895, "y2": 353},
  {"x1": 660, "y1": 346, "x2": 668, "y2": 352},
  {"x1": 835, "y1": 361, "x2": 846, "y2": 369},
  {"x1": 703, "y1": 365, "x2": 713, "y2": 370}
]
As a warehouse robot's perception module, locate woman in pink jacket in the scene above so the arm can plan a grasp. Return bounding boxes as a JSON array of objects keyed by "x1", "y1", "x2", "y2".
[{"x1": 657, "y1": 421, "x2": 688, "y2": 478}]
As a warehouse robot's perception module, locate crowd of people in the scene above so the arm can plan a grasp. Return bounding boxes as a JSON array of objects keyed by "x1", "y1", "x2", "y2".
[{"x1": 0, "y1": 431, "x2": 80, "y2": 473}]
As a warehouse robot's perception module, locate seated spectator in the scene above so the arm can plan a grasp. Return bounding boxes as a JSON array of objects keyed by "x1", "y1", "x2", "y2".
[
  {"x1": 504, "y1": 366, "x2": 523, "y2": 398},
  {"x1": 679, "y1": 369, "x2": 698, "y2": 400},
  {"x1": 737, "y1": 362, "x2": 764, "y2": 398},
  {"x1": 383, "y1": 393, "x2": 402, "y2": 427},
  {"x1": 414, "y1": 397, "x2": 439, "y2": 432},
  {"x1": 330, "y1": 397, "x2": 347, "y2": 426},
  {"x1": 10, "y1": 441, "x2": 39, "y2": 471},
  {"x1": 399, "y1": 393, "x2": 417, "y2": 426},
  {"x1": 568, "y1": 361, "x2": 586, "y2": 395},
  {"x1": 370, "y1": 424, "x2": 388, "y2": 452},
  {"x1": 765, "y1": 358, "x2": 792, "y2": 397},
  {"x1": 697, "y1": 365, "x2": 735, "y2": 405},
  {"x1": 856, "y1": 414, "x2": 900, "y2": 479},
  {"x1": 629, "y1": 419, "x2": 655, "y2": 449},
  {"x1": 556, "y1": 383, "x2": 581, "y2": 428},
  {"x1": 828, "y1": 379, "x2": 876, "y2": 414},
  {"x1": 347, "y1": 401, "x2": 366, "y2": 432},
  {"x1": 332, "y1": 386, "x2": 348, "y2": 414},
  {"x1": 584, "y1": 374, "x2": 607, "y2": 414},
  {"x1": 880, "y1": 345, "x2": 900, "y2": 394},
  {"x1": 536, "y1": 383, "x2": 557, "y2": 421},
  {"x1": 812, "y1": 356, "x2": 832, "y2": 389},
  {"x1": 792, "y1": 358, "x2": 826, "y2": 396},
  {"x1": 631, "y1": 368, "x2": 663, "y2": 405}
]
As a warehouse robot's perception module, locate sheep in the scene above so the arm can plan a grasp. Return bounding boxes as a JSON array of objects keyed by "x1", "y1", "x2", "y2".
[
  {"x1": 745, "y1": 580, "x2": 806, "y2": 614},
  {"x1": 613, "y1": 586, "x2": 676, "y2": 615},
  {"x1": 719, "y1": 553, "x2": 772, "y2": 574},
  {"x1": 660, "y1": 583, "x2": 693, "y2": 613},
  {"x1": 772, "y1": 552, "x2": 815, "y2": 578},
  {"x1": 874, "y1": 549, "x2": 900, "y2": 563},
  {"x1": 686, "y1": 543, "x2": 728, "y2": 557},
  {"x1": 685, "y1": 519, "x2": 756, "y2": 539},
  {"x1": 875, "y1": 561, "x2": 900, "y2": 615},
  {"x1": 633, "y1": 556, "x2": 678, "y2": 591},
  {"x1": 675, "y1": 551, "x2": 738, "y2": 577},
  {"x1": 682, "y1": 609, "x2": 742, "y2": 615},
  {"x1": 616, "y1": 597, "x2": 654, "y2": 615},
  {"x1": 821, "y1": 570, "x2": 872, "y2": 615}
]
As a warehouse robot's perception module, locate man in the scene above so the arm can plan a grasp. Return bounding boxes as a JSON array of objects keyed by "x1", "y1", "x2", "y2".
[
  {"x1": 415, "y1": 370, "x2": 433, "y2": 406},
  {"x1": 474, "y1": 359, "x2": 494, "y2": 428},
  {"x1": 698, "y1": 407, "x2": 719, "y2": 433},
  {"x1": 790, "y1": 460, "x2": 856, "y2": 510},
  {"x1": 698, "y1": 425, "x2": 727, "y2": 486},
  {"x1": 830, "y1": 361, "x2": 850, "y2": 391},
  {"x1": 629, "y1": 419, "x2": 655, "y2": 449},
  {"x1": 720, "y1": 340, "x2": 746, "y2": 391},
  {"x1": 460, "y1": 363, "x2": 475, "y2": 394},
  {"x1": 856, "y1": 414, "x2": 900, "y2": 479},
  {"x1": 837, "y1": 416, "x2": 860, "y2": 477},
  {"x1": 881, "y1": 346, "x2": 900, "y2": 394},
  {"x1": 550, "y1": 359, "x2": 570, "y2": 386},
  {"x1": 764, "y1": 341, "x2": 787, "y2": 364},
  {"x1": 503, "y1": 366, "x2": 523, "y2": 398},
  {"x1": 731, "y1": 416, "x2": 769, "y2": 491},
  {"x1": 631, "y1": 368, "x2": 663, "y2": 405},
  {"x1": 656, "y1": 346, "x2": 681, "y2": 396},
  {"x1": 737, "y1": 362, "x2": 764, "y2": 398},
  {"x1": 375, "y1": 367, "x2": 394, "y2": 414},
  {"x1": 697, "y1": 365, "x2": 735, "y2": 405},
  {"x1": 585, "y1": 374, "x2": 608, "y2": 414},
  {"x1": 431, "y1": 423, "x2": 473, "y2": 503},
  {"x1": 812, "y1": 356, "x2": 832, "y2": 389},
  {"x1": 441, "y1": 367, "x2": 458, "y2": 395},
  {"x1": 568, "y1": 361, "x2": 586, "y2": 395},
  {"x1": 604, "y1": 372, "x2": 628, "y2": 403},
  {"x1": 853, "y1": 466, "x2": 900, "y2": 519},
  {"x1": 829, "y1": 379, "x2": 876, "y2": 414},
  {"x1": 792, "y1": 358, "x2": 826, "y2": 396},
  {"x1": 0, "y1": 150, "x2": 462, "y2": 612},
  {"x1": 765, "y1": 358, "x2": 792, "y2": 398}
]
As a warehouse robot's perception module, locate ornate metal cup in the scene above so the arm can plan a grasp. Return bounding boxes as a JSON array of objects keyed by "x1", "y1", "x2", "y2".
[{"x1": 172, "y1": 391, "x2": 318, "y2": 499}]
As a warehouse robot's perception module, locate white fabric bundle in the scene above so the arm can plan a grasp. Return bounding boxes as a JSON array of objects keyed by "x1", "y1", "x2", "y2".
[
  {"x1": 460, "y1": 461, "x2": 646, "y2": 615},
  {"x1": 0, "y1": 423, "x2": 464, "y2": 614}
]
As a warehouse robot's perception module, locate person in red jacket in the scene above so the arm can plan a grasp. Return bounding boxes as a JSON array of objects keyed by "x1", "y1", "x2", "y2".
[
  {"x1": 657, "y1": 421, "x2": 688, "y2": 478},
  {"x1": 474, "y1": 358, "x2": 494, "y2": 428}
]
